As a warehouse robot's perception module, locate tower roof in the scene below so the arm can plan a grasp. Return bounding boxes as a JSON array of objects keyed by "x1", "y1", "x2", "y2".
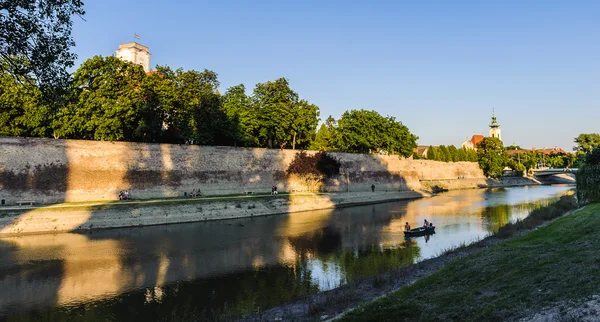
[{"x1": 489, "y1": 111, "x2": 500, "y2": 128}]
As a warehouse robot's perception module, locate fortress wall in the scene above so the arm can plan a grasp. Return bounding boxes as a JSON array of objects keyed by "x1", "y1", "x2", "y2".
[{"x1": 0, "y1": 137, "x2": 485, "y2": 204}]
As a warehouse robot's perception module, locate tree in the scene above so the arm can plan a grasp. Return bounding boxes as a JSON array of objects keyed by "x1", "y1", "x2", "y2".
[
  {"x1": 577, "y1": 147, "x2": 600, "y2": 205},
  {"x1": 291, "y1": 99, "x2": 319, "y2": 150},
  {"x1": 329, "y1": 109, "x2": 417, "y2": 156},
  {"x1": 426, "y1": 146, "x2": 438, "y2": 160},
  {"x1": 447, "y1": 145, "x2": 459, "y2": 162},
  {"x1": 0, "y1": 0, "x2": 85, "y2": 89},
  {"x1": 286, "y1": 151, "x2": 341, "y2": 191},
  {"x1": 456, "y1": 147, "x2": 467, "y2": 161},
  {"x1": 53, "y1": 56, "x2": 152, "y2": 141},
  {"x1": 310, "y1": 124, "x2": 331, "y2": 151},
  {"x1": 221, "y1": 84, "x2": 257, "y2": 147},
  {"x1": 0, "y1": 67, "x2": 53, "y2": 137},
  {"x1": 476, "y1": 137, "x2": 507, "y2": 178},
  {"x1": 574, "y1": 133, "x2": 600, "y2": 154},
  {"x1": 155, "y1": 67, "x2": 225, "y2": 144},
  {"x1": 252, "y1": 77, "x2": 319, "y2": 149},
  {"x1": 437, "y1": 145, "x2": 450, "y2": 162}
]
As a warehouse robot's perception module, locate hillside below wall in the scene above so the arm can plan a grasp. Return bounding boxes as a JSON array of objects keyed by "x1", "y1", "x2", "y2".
[{"x1": 0, "y1": 137, "x2": 485, "y2": 204}]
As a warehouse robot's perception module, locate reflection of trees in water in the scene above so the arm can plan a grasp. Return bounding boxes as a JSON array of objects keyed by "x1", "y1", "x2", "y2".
[
  {"x1": 336, "y1": 240, "x2": 420, "y2": 283},
  {"x1": 286, "y1": 226, "x2": 343, "y2": 258},
  {"x1": 5, "y1": 261, "x2": 319, "y2": 321},
  {"x1": 480, "y1": 197, "x2": 559, "y2": 233}
]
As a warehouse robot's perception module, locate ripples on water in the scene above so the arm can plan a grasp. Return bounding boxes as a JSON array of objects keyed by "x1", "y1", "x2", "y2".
[{"x1": 0, "y1": 185, "x2": 573, "y2": 320}]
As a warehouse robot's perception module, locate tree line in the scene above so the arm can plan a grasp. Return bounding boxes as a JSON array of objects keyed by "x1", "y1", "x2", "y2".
[
  {"x1": 0, "y1": 56, "x2": 419, "y2": 155},
  {"x1": 475, "y1": 135, "x2": 591, "y2": 178},
  {"x1": 422, "y1": 145, "x2": 478, "y2": 162}
]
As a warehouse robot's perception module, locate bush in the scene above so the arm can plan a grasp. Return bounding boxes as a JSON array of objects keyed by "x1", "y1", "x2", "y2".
[
  {"x1": 576, "y1": 164, "x2": 600, "y2": 205},
  {"x1": 287, "y1": 151, "x2": 341, "y2": 191},
  {"x1": 576, "y1": 147, "x2": 600, "y2": 205}
]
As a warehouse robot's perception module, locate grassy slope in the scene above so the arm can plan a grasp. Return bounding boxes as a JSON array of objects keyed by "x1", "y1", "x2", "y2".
[{"x1": 340, "y1": 203, "x2": 600, "y2": 322}]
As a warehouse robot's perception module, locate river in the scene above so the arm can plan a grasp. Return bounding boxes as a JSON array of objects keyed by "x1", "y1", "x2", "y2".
[{"x1": 0, "y1": 185, "x2": 573, "y2": 321}]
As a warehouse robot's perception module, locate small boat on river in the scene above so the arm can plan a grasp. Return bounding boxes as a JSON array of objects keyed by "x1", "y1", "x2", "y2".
[{"x1": 404, "y1": 226, "x2": 436, "y2": 237}]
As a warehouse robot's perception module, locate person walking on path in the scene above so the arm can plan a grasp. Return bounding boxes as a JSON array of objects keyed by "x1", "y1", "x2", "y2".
[{"x1": 371, "y1": 184, "x2": 375, "y2": 192}]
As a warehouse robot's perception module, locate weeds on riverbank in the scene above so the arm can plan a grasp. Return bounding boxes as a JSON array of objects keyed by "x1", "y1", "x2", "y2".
[
  {"x1": 340, "y1": 196, "x2": 599, "y2": 322},
  {"x1": 494, "y1": 191, "x2": 577, "y2": 239}
]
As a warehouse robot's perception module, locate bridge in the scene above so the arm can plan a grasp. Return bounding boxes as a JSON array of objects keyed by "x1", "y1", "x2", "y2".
[{"x1": 532, "y1": 168, "x2": 578, "y2": 177}]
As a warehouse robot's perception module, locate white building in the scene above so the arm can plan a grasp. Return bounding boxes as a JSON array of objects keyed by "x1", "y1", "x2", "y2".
[
  {"x1": 116, "y1": 42, "x2": 151, "y2": 72},
  {"x1": 489, "y1": 112, "x2": 501, "y2": 141}
]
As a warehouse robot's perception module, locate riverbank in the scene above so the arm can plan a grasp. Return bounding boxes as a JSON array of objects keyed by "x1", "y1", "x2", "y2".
[
  {"x1": 241, "y1": 192, "x2": 588, "y2": 322},
  {"x1": 0, "y1": 190, "x2": 430, "y2": 236}
]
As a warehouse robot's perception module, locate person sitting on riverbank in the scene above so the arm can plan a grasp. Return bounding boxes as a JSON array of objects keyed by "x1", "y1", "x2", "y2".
[{"x1": 405, "y1": 222, "x2": 411, "y2": 231}]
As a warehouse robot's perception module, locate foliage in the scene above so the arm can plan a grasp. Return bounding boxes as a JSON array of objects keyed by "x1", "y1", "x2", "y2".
[
  {"x1": 585, "y1": 147, "x2": 600, "y2": 165},
  {"x1": 426, "y1": 145, "x2": 437, "y2": 160},
  {"x1": 476, "y1": 137, "x2": 507, "y2": 177},
  {"x1": 252, "y1": 77, "x2": 319, "y2": 149},
  {"x1": 424, "y1": 145, "x2": 477, "y2": 163},
  {"x1": 329, "y1": 109, "x2": 417, "y2": 157},
  {"x1": 52, "y1": 56, "x2": 151, "y2": 141},
  {"x1": 0, "y1": 68, "x2": 53, "y2": 137},
  {"x1": 286, "y1": 151, "x2": 341, "y2": 191},
  {"x1": 0, "y1": 0, "x2": 85, "y2": 89},
  {"x1": 574, "y1": 133, "x2": 600, "y2": 154},
  {"x1": 310, "y1": 124, "x2": 331, "y2": 151},
  {"x1": 221, "y1": 84, "x2": 257, "y2": 147},
  {"x1": 577, "y1": 147, "x2": 600, "y2": 205},
  {"x1": 506, "y1": 159, "x2": 525, "y2": 175}
]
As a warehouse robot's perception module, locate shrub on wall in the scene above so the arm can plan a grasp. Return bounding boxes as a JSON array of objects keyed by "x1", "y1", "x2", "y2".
[
  {"x1": 576, "y1": 147, "x2": 600, "y2": 205},
  {"x1": 287, "y1": 151, "x2": 341, "y2": 192}
]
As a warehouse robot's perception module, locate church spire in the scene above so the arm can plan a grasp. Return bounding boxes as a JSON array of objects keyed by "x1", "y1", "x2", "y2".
[{"x1": 489, "y1": 109, "x2": 500, "y2": 129}]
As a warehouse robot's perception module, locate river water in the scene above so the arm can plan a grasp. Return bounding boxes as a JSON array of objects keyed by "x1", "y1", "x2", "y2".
[{"x1": 0, "y1": 185, "x2": 573, "y2": 321}]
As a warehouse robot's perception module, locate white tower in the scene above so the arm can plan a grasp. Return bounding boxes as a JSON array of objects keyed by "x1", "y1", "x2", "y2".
[
  {"x1": 116, "y1": 42, "x2": 151, "y2": 72},
  {"x1": 489, "y1": 111, "x2": 502, "y2": 141}
]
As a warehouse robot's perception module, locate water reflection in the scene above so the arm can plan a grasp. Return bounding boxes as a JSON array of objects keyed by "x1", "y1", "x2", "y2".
[{"x1": 0, "y1": 185, "x2": 573, "y2": 320}]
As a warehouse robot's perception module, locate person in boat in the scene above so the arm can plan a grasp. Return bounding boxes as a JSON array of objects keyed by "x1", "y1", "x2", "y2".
[
  {"x1": 405, "y1": 222, "x2": 411, "y2": 231},
  {"x1": 423, "y1": 219, "x2": 429, "y2": 228}
]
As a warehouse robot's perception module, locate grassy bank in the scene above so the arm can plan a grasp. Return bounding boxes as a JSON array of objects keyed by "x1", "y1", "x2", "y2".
[{"x1": 340, "y1": 198, "x2": 600, "y2": 322}]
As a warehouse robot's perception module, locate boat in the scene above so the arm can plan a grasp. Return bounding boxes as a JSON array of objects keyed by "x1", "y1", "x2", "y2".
[{"x1": 404, "y1": 226, "x2": 436, "y2": 237}]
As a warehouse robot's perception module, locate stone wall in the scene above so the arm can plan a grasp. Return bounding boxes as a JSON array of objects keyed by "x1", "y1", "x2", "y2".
[{"x1": 0, "y1": 137, "x2": 485, "y2": 204}]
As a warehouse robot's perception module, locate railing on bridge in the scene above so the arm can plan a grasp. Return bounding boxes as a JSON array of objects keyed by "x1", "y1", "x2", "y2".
[{"x1": 532, "y1": 168, "x2": 578, "y2": 176}]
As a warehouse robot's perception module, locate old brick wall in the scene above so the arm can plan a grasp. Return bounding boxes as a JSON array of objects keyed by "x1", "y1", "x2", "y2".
[{"x1": 0, "y1": 137, "x2": 485, "y2": 203}]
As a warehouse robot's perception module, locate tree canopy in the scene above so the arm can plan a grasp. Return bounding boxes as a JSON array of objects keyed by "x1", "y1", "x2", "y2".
[
  {"x1": 574, "y1": 133, "x2": 600, "y2": 154},
  {"x1": 476, "y1": 137, "x2": 507, "y2": 178},
  {"x1": 329, "y1": 109, "x2": 418, "y2": 157},
  {"x1": 0, "y1": 0, "x2": 85, "y2": 89}
]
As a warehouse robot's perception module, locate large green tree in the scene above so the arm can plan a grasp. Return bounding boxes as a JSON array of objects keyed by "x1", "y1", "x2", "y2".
[
  {"x1": 221, "y1": 84, "x2": 257, "y2": 147},
  {"x1": 251, "y1": 77, "x2": 319, "y2": 149},
  {"x1": 476, "y1": 137, "x2": 507, "y2": 177},
  {"x1": 329, "y1": 109, "x2": 417, "y2": 156},
  {"x1": 0, "y1": 67, "x2": 53, "y2": 136},
  {"x1": 155, "y1": 66, "x2": 226, "y2": 144},
  {"x1": 574, "y1": 133, "x2": 600, "y2": 154},
  {"x1": 53, "y1": 56, "x2": 152, "y2": 141},
  {"x1": 310, "y1": 124, "x2": 331, "y2": 151},
  {"x1": 0, "y1": 0, "x2": 85, "y2": 89}
]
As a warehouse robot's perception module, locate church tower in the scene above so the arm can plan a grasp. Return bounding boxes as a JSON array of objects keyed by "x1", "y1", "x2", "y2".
[
  {"x1": 116, "y1": 42, "x2": 151, "y2": 72},
  {"x1": 489, "y1": 111, "x2": 502, "y2": 141}
]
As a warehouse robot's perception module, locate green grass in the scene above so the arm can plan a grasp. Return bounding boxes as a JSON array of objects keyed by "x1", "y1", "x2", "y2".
[
  {"x1": 340, "y1": 202, "x2": 600, "y2": 322},
  {"x1": 0, "y1": 194, "x2": 298, "y2": 214}
]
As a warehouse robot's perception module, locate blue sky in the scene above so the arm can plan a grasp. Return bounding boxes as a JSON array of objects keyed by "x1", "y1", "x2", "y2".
[{"x1": 71, "y1": 1, "x2": 600, "y2": 151}]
